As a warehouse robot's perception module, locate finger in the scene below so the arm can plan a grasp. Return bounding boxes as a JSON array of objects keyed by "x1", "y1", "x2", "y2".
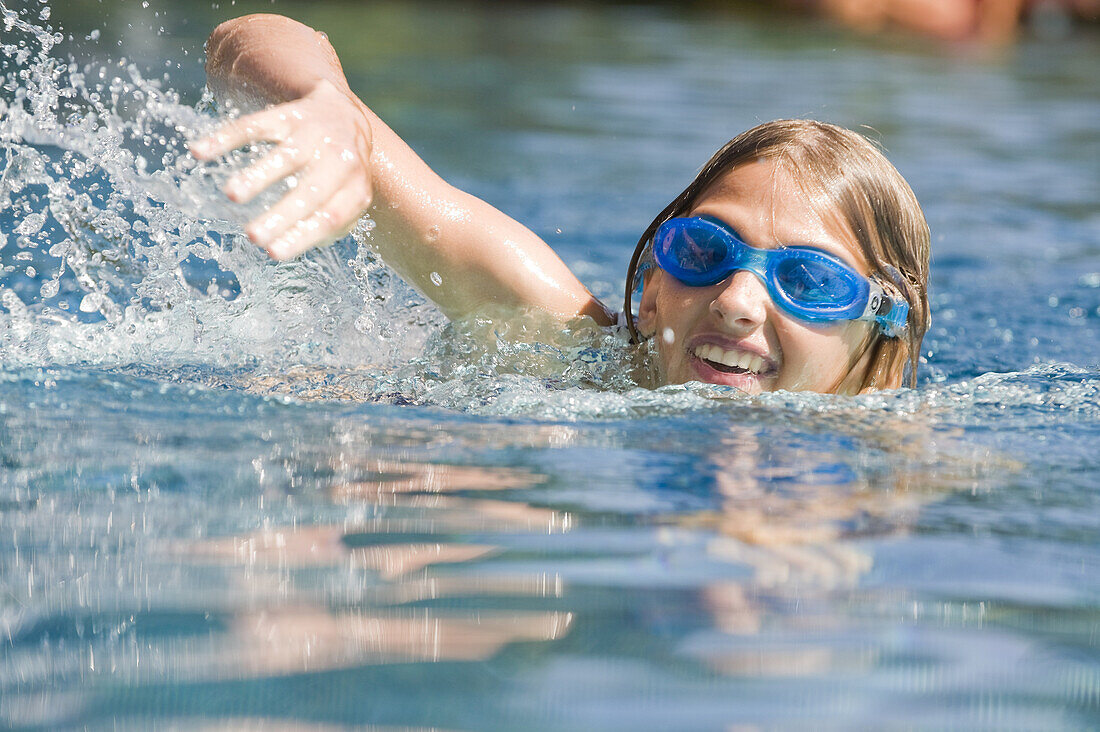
[
  {"x1": 189, "y1": 105, "x2": 297, "y2": 160},
  {"x1": 224, "y1": 145, "x2": 308, "y2": 204},
  {"x1": 266, "y1": 179, "x2": 372, "y2": 261},
  {"x1": 244, "y1": 166, "x2": 349, "y2": 246}
]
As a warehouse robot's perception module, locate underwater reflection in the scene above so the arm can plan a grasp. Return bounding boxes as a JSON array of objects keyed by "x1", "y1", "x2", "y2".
[
  {"x1": 175, "y1": 460, "x2": 572, "y2": 679},
  {"x1": 675, "y1": 419, "x2": 1004, "y2": 679}
]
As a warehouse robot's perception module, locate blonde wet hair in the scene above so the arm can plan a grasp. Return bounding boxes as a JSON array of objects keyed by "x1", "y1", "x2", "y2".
[{"x1": 624, "y1": 119, "x2": 930, "y2": 391}]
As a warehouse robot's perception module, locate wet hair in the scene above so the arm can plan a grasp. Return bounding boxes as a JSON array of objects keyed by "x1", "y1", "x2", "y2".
[{"x1": 623, "y1": 119, "x2": 930, "y2": 391}]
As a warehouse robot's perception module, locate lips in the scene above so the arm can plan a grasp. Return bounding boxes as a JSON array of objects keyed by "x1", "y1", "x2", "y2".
[
  {"x1": 685, "y1": 338, "x2": 778, "y2": 390},
  {"x1": 693, "y1": 343, "x2": 766, "y2": 374}
]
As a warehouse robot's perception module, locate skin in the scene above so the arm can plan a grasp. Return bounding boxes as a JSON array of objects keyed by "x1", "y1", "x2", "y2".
[
  {"x1": 192, "y1": 14, "x2": 881, "y2": 395},
  {"x1": 636, "y1": 160, "x2": 877, "y2": 395}
]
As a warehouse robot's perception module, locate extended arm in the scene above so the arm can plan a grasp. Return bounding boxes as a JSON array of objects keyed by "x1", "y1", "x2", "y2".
[{"x1": 192, "y1": 14, "x2": 613, "y2": 325}]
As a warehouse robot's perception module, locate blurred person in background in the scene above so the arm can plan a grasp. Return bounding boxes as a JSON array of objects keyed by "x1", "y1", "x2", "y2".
[{"x1": 799, "y1": 0, "x2": 1098, "y2": 41}]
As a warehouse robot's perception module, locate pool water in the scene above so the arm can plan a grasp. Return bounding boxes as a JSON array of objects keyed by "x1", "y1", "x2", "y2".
[{"x1": 1, "y1": 0, "x2": 1099, "y2": 728}]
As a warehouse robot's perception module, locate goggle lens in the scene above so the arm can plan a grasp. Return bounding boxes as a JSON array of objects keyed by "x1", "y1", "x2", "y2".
[
  {"x1": 773, "y1": 257, "x2": 856, "y2": 306},
  {"x1": 656, "y1": 225, "x2": 729, "y2": 282}
]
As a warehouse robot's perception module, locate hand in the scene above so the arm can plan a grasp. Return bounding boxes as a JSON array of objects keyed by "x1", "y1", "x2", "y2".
[{"x1": 190, "y1": 79, "x2": 374, "y2": 260}]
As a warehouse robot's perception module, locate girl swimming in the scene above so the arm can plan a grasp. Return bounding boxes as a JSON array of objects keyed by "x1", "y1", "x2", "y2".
[{"x1": 191, "y1": 14, "x2": 929, "y2": 395}]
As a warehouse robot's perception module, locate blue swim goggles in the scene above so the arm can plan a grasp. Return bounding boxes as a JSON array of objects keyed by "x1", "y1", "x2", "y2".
[{"x1": 650, "y1": 216, "x2": 909, "y2": 337}]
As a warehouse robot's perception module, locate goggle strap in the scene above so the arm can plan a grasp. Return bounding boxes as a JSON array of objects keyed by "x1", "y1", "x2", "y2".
[{"x1": 631, "y1": 256, "x2": 654, "y2": 297}]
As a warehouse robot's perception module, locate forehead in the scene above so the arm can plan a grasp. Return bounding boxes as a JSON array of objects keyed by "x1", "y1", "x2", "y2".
[{"x1": 689, "y1": 159, "x2": 866, "y2": 268}]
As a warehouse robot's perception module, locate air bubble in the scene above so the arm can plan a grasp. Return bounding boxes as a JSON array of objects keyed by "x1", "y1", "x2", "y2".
[{"x1": 430, "y1": 271, "x2": 443, "y2": 287}]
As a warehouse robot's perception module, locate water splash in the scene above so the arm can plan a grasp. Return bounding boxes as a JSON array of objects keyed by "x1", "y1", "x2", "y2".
[{"x1": 0, "y1": 0, "x2": 436, "y2": 373}]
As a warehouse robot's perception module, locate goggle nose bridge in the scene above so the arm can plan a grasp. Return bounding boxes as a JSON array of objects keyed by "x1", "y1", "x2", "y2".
[
  {"x1": 712, "y1": 240, "x2": 776, "y2": 292},
  {"x1": 729, "y1": 243, "x2": 772, "y2": 281}
]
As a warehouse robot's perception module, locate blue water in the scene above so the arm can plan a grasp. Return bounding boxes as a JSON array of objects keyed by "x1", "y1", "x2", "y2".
[{"x1": 1, "y1": 0, "x2": 1099, "y2": 729}]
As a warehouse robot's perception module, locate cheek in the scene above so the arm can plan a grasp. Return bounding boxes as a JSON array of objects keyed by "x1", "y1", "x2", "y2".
[
  {"x1": 776, "y1": 322, "x2": 868, "y2": 390},
  {"x1": 655, "y1": 279, "x2": 711, "y2": 329},
  {"x1": 652, "y1": 297, "x2": 683, "y2": 374},
  {"x1": 652, "y1": 286, "x2": 708, "y2": 376}
]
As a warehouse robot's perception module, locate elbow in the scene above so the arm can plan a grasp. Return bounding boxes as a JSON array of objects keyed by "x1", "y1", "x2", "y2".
[
  {"x1": 204, "y1": 16, "x2": 247, "y2": 85},
  {"x1": 204, "y1": 14, "x2": 338, "y2": 102},
  {"x1": 205, "y1": 14, "x2": 314, "y2": 79}
]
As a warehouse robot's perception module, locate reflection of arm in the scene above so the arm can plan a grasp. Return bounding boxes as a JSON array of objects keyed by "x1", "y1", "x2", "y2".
[
  {"x1": 201, "y1": 14, "x2": 614, "y2": 325},
  {"x1": 228, "y1": 608, "x2": 572, "y2": 674}
]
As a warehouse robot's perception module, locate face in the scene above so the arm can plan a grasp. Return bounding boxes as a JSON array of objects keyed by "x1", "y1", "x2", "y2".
[{"x1": 637, "y1": 159, "x2": 876, "y2": 395}]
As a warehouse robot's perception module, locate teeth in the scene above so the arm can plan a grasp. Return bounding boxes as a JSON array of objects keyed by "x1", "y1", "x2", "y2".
[{"x1": 693, "y1": 344, "x2": 767, "y2": 374}]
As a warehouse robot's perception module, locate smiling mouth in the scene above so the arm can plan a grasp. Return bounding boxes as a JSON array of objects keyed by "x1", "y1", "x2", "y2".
[
  {"x1": 692, "y1": 344, "x2": 768, "y2": 376},
  {"x1": 704, "y1": 359, "x2": 752, "y2": 375}
]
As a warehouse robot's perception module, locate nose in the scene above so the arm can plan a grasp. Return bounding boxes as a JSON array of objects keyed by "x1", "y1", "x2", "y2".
[{"x1": 710, "y1": 270, "x2": 770, "y2": 333}]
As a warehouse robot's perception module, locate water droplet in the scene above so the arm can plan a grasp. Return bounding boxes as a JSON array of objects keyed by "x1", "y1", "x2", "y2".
[
  {"x1": 15, "y1": 212, "x2": 46, "y2": 236},
  {"x1": 430, "y1": 271, "x2": 443, "y2": 287},
  {"x1": 79, "y1": 293, "x2": 104, "y2": 313},
  {"x1": 39, "y1": 279, "x2": 59, "y2": 298},
  {"x1": 662, "y1": 328, "x2": 675, "y2": 344}
]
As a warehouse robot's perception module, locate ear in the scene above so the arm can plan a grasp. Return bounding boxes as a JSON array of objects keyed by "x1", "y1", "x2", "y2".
[{"x1": 635, "y1": 270, "x2": 661, "y2": 338}]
